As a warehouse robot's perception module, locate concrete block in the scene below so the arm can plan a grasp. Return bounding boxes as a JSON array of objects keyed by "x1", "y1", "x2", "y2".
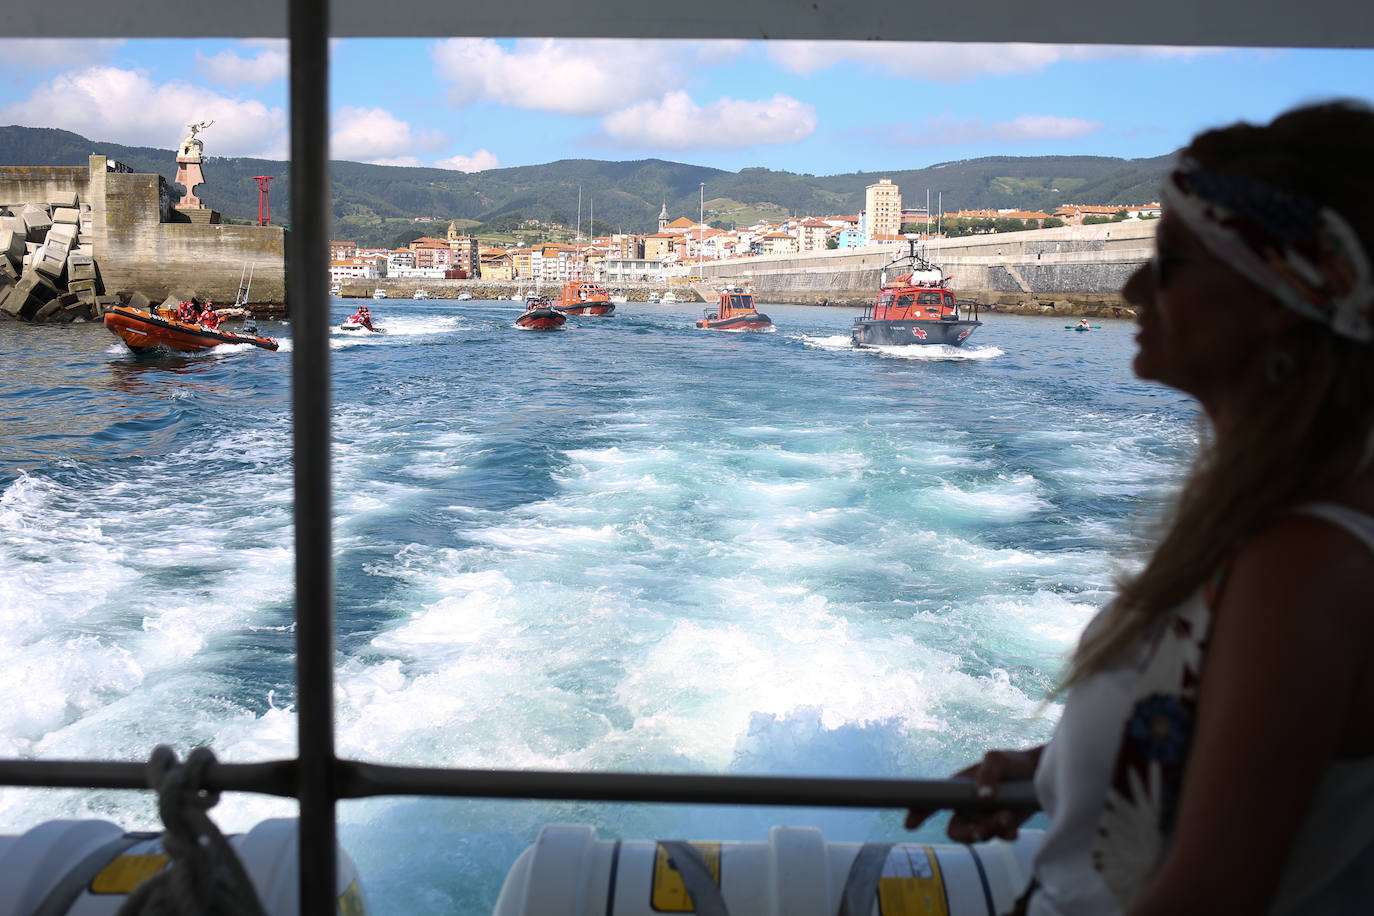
[
  {"x1": 61, "y1": 298, "x2": 93, "y2": 320},
  {"x1": 11, "y1": 273, "x2": 58, "y2": 320},
  {"x1": 0, "y1": 229, "x2": 22, "y2": 265},
  {"x1": 0, "y1": 258, "x2": 16, "y2": 284},
  {"x1": 21, "y1": 207, "x2": 51, "y2": 242},
  {"x1": 0, "y1": 215, "x2": 23, "y2": 234},
  {"x1": 127, "y1": 291, "x2": 151, "y2": 311},
  {"x1": 0, "y1": 287, "x2": 22, "y2": 318},
  {"x1": 45, "y1": 226, "x2": 76, "y2": 252},
  {"x1": 32, "y1": 245, "x2": 67, "y2": 281},
  {"x1": 33, "y1": 298, "x2": 63, "y2": 321},
  {"x1": 75, "y1": 243, "x2": 94, "y2": 258},
  {"x1": 49, "y1": 191, "x2": 78, "y2": 209},
  {"x1": 67, "y1": 253, "x2": 96, "y2": 281},
  {"x1": 68, "y1": 278, "x2": 97, "y2": 295},
  {"x1": 93, "y1": 295, "x2": 119, "y2": 317},
  {"x1": 52, "y1": 206, "x2": 79, "y2": 224},
  {"x1": 22, "y1": 253, "x2": 32, "y2": 273},
  {"x1": 25, "y1": 241, "x2": 38, "y2": 255}
]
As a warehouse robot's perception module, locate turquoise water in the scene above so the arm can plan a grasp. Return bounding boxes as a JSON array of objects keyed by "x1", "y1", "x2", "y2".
[{"x1": 0, "y1": 299, "x2": 1197, "y2": 912}]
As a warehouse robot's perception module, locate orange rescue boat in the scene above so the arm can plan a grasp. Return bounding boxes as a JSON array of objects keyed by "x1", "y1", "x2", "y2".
[
  {"x1": 555, "y1": 280, "x2": 615, "y2": 316},
  {"x1": 104, "y1": 304, "x2": 279, "y2": 354}
]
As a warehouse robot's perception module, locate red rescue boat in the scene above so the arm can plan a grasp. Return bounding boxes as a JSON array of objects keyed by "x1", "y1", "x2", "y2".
[
  {"x1": 555, "y1": 280, "x2": 615, "y2": 316},
  {"x1": 696, "y1": 287, "x2": 771, "y2": 331},
  {"x1": 515, "y1": 295, "x2": 567, "y2": 330},
  {"x1": 103, "y1": 304, "x2": 279, "y2": 354}
]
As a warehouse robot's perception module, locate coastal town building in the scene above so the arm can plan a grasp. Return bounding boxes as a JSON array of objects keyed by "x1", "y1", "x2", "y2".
[{"x1": 863, "y1": 178, "x2": 902, "y2": 244}]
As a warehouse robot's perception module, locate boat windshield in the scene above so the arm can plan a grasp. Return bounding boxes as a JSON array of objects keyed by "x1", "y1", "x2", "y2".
[{"x1": 727, "y1": 294, "x2": 753, "y2": 311}]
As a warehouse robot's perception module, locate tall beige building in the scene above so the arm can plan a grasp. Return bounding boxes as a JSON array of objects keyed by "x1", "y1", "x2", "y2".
[{"x1": 864, "y1": 178, "x2": 902, "y2": 243}]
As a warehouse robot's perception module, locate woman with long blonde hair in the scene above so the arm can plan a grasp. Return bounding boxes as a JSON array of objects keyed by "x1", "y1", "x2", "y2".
[{"x1": 909, "y1": 100, "x2": 1374, "y2": 915}]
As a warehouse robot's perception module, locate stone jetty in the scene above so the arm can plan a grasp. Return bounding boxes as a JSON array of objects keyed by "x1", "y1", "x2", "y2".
[{"x1": 1, "y1": 156, "x2": 286, "y2": 322}]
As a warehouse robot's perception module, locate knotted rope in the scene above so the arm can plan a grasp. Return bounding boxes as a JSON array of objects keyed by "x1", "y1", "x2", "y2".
[{"x1": 116, "y1": 745, "x2": 268, "y2": 916}]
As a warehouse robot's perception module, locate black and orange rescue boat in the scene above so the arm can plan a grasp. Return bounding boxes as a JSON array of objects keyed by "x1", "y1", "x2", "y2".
[
  {"x1": 851, "y1": 241, "x2": 981, "y2": 348},
  {"x1": 555, "y1": 280, "x2": 615, "y2": 316},
  {"x1": 697, "y1": 287, "x2": 771, "y2": 331},
  {"x1": 515, "y1": 295, "x2": 567, "y2": 330},
  {"x1": 103, "y1": 304, "x2": 279, "y2": 354}
]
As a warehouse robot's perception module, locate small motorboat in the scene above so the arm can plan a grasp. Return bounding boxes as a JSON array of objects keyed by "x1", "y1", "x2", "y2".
[
  {"x1": 515, "y1": 295, "x2": 566, "y2": 330},
  {"x1": 660, "y1": 291, "x2": 679, "y2": 304},
  {"x1": 104, "y1": 304, "x2": 278, "y2": 354},
  {"x1": 850, "y1": 241, "x2": 981, "y2": 348},
  {"x1": 372, "y1": 288, "x2": 388, "y2": 300},
  {"x1": 696, "y1": 286, "x2": 772, "y2": 331},
  {"x1": 329, "y1": 283, "x2": 341, "y2": 296},
  {"x1": 555, "y1": 280, "x2": 615, "y2": 316},
  {"x1": 413, "y1": 289, "x2": 430, "y2": 300},
  {"x1": 457, "y1": 289, "x2": 473, "y2": 301}
]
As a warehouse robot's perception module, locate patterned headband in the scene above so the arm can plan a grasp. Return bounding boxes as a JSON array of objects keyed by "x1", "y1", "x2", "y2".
[{"x1": 1161, "y1": 157, "x2": 1374, "y2": 342}]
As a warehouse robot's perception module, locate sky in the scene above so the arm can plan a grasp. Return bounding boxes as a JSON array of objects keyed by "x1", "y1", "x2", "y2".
[{"x1": 0, "y1": 38, "x2": 1371, "y2": 177}]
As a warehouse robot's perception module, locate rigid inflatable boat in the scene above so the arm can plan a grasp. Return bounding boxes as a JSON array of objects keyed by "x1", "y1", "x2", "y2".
[{"x1": 103, "y1": 305, "x2": 279, "y2": 354}]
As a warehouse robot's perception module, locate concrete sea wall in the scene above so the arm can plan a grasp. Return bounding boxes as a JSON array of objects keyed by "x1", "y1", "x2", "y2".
[
  {"x1": 1, "y1": 156, "x2": 285, "y2": 314},
  {"x1": 687, "y1": 221, "x2": 1155, "y2": 316}
]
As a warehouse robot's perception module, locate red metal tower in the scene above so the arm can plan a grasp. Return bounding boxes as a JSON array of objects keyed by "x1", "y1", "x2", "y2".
[{"x1": 253, "y1": 176, "x2": 274, "y2": 226}]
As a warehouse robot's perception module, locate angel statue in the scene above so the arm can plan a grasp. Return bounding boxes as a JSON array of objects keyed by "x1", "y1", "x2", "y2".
[{"x1": 179, "y1": 119, "x2": 215, "y2": 158}]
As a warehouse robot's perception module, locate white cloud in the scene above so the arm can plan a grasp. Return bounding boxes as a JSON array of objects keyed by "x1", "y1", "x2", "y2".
[
  {"x1": 767, "y1": 41, "x2": 1219, "y2": 81},
  {"x1": 367, "y1": 156, "x2": 426, "y2": 168},
  {"x1": 431, "y1": 38, "x2": 702, "y2": 116},
  {"x1": 330, "y1": 106, "x2": 446, "y2": 162},
  {"x1": 0, "y1": 65, "x2": 287, "y2": 158},
  {"x1": 197, "y1": 41, "x2": 288, "y2": 87},
  {"x1": 890, "y1": 112, "x2": 1103, "y2": 147},
  {"x1": 435, "y1": 150, "x2": 500, "y2": 172},
  {"x1": 601, "y1": 91, "x2": 816, "y2": 149}
]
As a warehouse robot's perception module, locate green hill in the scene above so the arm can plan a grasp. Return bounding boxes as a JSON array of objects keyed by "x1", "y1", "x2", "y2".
[{"x1": 0, "y1": 125, "x2": 1175, "y2": 248}]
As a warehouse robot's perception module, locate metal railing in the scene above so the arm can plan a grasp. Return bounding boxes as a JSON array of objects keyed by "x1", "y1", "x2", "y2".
[{"x1": 0, "y1": 1, "x2": 1039, "y2": 912}]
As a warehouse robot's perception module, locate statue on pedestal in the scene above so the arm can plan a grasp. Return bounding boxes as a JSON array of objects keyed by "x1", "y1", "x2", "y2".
[
  {"x1": 175, "y1": 119, "x2": 215, "y2": 211},
  {"x1": 178, "y1": 119, "x2": 214, "y2": 159}
]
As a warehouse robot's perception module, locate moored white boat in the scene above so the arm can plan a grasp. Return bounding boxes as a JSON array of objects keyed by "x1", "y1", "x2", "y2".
[{"x1": 372, "y1": 288, "x2": 388, "y2": 300}]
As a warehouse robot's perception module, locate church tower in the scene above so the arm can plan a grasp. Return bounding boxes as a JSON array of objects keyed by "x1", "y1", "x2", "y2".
[
  {"x1": 447, "y1": 220, "x2": 459, "y2": 246},
  {"x1": 658, "y1": 202, "x2": 668, "y2": 234}
]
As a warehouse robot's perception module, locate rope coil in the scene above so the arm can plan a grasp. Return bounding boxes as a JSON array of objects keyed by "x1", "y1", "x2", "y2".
[{"x1": 116, "y1": 745, "x2": 268, "y2": 916}]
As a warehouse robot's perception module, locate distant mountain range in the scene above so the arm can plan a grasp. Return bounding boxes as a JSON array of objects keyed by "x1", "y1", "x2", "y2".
[{"x1": 0, "y1": 125, "x2": 1175, "y2": 249}]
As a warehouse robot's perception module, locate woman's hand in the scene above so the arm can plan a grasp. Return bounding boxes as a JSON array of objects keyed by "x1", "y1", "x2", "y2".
[{"x1": 905, "y1": 746, "x2": 1043, "y2": 842}]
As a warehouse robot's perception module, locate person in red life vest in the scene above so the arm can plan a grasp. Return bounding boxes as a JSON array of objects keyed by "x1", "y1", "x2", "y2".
[
  {"x1": 357, "y1": 304, "x2": 374, "y2": 331},
  {"x1": 177, "y1": 300, "x2": 197, "y2": 323},
  {"x1": 199, "y1": 302, "x2": 221, "y2": 330}
]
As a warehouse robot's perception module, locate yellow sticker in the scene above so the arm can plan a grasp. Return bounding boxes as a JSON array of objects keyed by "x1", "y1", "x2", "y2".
[
  {"x1": 877, "y1": 846, "x2": 949, "y2": 916},
  {"x1": 338, "y1": 879, "x2": 367, "y2": 916},
  {"x1": 650, "y1": 842, "x2": 721, "y2": 912},
  {"x1": 89, "y1": 854, "x2": 170, "y2": 895}
]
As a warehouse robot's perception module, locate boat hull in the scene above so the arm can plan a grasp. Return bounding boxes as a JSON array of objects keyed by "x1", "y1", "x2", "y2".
[
  {"x1": 850, "y1": 318, "x2": 980, "y2": 347},
  {"x1": 556, "y1": 302, "x2": 615, "y2": 316},
  {"x1": 696, "y1": 312, "x2": 772, "y2": 331},
  {"x1": 516, "y1": 307, "x2": 567, "y2": 330},
  {"x1": 103, "y1": 306, "x2": 279, "y2": 353}
]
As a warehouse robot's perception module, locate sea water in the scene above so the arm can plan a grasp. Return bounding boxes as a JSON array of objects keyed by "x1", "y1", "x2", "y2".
[{"x1": 0, "y1": 300, "x2": 1197, "y2": 912}]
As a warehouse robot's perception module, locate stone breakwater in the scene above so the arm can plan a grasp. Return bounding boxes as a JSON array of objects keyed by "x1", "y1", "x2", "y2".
[
  {"x1": 1, "y1": 157, "x2": 285, "y2": 324},
  {"x1": 0, "y1": 191, "x2": 107, "y2": 323}
]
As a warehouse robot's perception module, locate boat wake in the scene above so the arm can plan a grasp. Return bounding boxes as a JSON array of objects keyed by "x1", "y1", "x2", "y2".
[{"x1": 801, "y1": 334, "x2": 1003, "y2": 359}]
